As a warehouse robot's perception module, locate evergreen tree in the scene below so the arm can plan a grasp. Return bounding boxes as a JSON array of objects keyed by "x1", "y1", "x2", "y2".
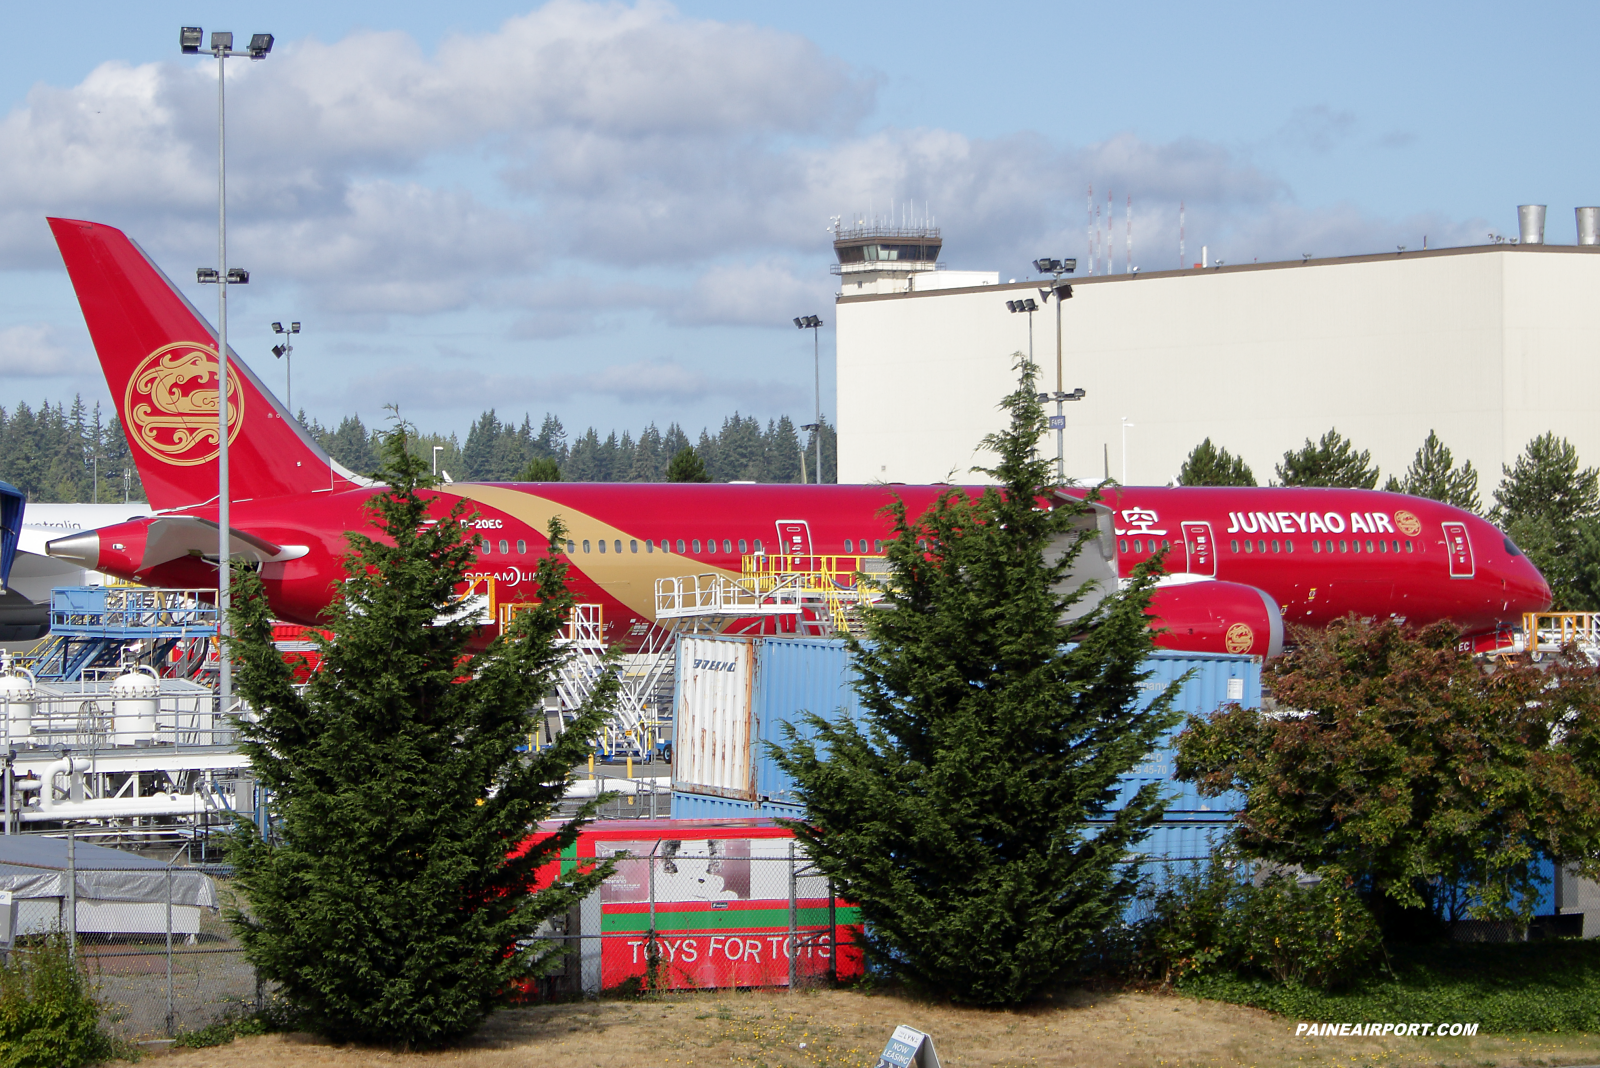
[
  {"x1": 802, "y1": 417, "x2": 837, "y2": 483},
  {"x1": 461, "y1": 411, "x2": 503, "y2": 480},
  {"x1": 519, "y1": 456, "x2": 561, "y2": 481},
  {"x1": 327, "y1": 415, "x2": 381, "y2": 476},
  {"x1": 628, "y1": 424, "x2": 663, "y2": 482},
  {"x1": 695, "y1": 428, "x2": 721, "y2": 481},
  {"x1": 716, "y1": 413, "x2": 764, "y2": 482},
  {"x1": 1492, "y1": 433, "x2": 1600, "y2": 610},
  {"x1": 1176, "y1": 438, "x2": 1256, "y2": 487},
  {"x1": 1382, "y1": 431, "x2": 1481, "y2": 512},
  {"x1": 661, "y1": 424, "x2": 691, "y2": 467},
  {"x1": 1275, "y1": 429, "x2": 1379, "y2": 488},
  {"x1": 770, "y1": 357, "x2": 1179, "y2": 1005},
  {"x1": 666, "y1": 446, "x2": 711, "y2": 483},
  {"x1": 597, "y1": 432, "x2": 621, "y2": 482},
  {"x1": 763, "y1": 416, "x2": 803, "y2": 484},
  {"x1": 534, "y1": 414, "x2": 567, "y2": 464},
  {"x1": 564, "y1": 429, "x2": 604, "y2": 482},
  {"x1": 224, "y1": 427, "x2": 617, "y2": 1046}
]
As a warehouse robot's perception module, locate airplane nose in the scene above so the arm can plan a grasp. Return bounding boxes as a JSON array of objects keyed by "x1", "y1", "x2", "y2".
[{"x1": 45, "y1": 531, "x2": 100, "y2": 568}]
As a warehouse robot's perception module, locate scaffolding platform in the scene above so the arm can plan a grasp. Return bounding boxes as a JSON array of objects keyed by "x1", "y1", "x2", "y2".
[{"x1": 24, "y1": 587, "x2": 218, "y2": 683}]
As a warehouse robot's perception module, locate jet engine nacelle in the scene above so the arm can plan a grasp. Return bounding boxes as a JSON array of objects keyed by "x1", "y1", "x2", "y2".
[{"x1": 1146, "y1": 579, "x2": 1284, "y2": 658}]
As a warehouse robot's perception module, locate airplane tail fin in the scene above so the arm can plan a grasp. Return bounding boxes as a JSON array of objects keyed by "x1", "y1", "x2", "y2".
[{"x1": 48, "y1": 218, "x2": 365, "y2": 512}]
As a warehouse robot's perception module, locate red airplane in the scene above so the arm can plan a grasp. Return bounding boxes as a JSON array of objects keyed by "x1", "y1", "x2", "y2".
[{"x1": 42, "y1": 218, "x2": 1551, "y2": 659}]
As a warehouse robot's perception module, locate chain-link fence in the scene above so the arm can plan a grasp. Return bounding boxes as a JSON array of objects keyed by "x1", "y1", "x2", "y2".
[{"x1": 29, "y1": 860, "x2": 258, "y2": 1041}]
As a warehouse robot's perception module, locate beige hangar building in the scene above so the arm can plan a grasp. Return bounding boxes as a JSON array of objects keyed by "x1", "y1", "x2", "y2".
[{"x1": 832, "y1": 212, "x2": 1600, "y2": 497}]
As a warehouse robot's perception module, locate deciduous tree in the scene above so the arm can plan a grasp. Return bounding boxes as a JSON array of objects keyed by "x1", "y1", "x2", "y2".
[{"x1": 1175, "y1": 617, "x2": 1600, "y2": 938}]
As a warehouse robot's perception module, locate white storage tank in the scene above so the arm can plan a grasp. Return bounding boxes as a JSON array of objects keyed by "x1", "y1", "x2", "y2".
[
  {"x1": 0, "y1": 667, "x2": 35, "y2": 743},
  {"x1": 109, "y1": 665, "x2": 160, "y2": 744}
]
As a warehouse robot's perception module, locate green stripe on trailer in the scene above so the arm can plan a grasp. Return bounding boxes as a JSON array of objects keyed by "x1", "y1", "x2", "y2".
[{"x1": 602, "y1": 906, "x2": 861, "y2": 933}]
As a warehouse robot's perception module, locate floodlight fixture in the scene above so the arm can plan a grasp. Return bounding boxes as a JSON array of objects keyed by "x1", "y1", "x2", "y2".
[
  {"x1": 180, "y1": 26, "x2": 203, "y2": 53},
  {"x1": 247, "y1": 33, "x2": 274, "y2": 58},
  {"x1": 289, "y1": 322, "x2": 300, "y2": 333},
  {"x1": 272, "y1": 321, "x2": 283, "y2": 333},
  {"x1": 210, "y1": 31, "x2": 233, "y2": 52},
  {"x1": 225, "y1": 267, "x2": 249, "y2": 284},
  {"x1": 272, "y1": 344, "x2": 286, "y2": 358},
  {"x1": 196, "y1": 267, "x2": 220, "y2": 283},
  {"x1": 793, "y1": 315, "x2": 825, "y2": 481}
]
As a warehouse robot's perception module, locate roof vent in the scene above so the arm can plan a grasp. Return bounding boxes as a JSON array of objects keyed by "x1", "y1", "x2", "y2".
[
  {"x1": 1578, "y1": 207, "x2": 1600, "y2": 246},
  {"x1": 1518, "y1": 204, "x2": 1547, "y2": 245}
]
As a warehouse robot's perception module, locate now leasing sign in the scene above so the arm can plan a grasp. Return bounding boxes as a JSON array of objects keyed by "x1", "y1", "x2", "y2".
[{"x1": 875, "y1": 1025, "x2": 942, "y2": 1068}]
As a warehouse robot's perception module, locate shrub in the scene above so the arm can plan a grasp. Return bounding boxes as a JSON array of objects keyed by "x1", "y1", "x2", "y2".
[
  {"x1": 1138, "y1": 857, "x2": 1380, "y2": 989},
  {"x1": 0, "y1": 934, "x2": 114, "y2": 1068}
]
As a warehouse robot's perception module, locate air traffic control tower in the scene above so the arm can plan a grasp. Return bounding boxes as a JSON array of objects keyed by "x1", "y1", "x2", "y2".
[{"x1": 831, "y1": 222, "x2": 942, "y2": 295}]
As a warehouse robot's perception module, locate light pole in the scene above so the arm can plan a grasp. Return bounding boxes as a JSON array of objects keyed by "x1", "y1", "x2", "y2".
[
  {"x1": 271, "y1": 321, "x2": 299, "y2": 411},
  {"x1": 1033, "y1": 257, "x2": 1077, "y2": 481},
  {"x1": 793, "y1": 316, "x2": 824, "y2": 483},
  {"x1": 1005, "y1": 297, "x2": 1038, "y2": 366},
  {"x1": 1121, "y1": 416, "x2": 1135, "y2": 485},
  {"x1": 183, "y1": 26, "x2": 273, "y2": 717}
]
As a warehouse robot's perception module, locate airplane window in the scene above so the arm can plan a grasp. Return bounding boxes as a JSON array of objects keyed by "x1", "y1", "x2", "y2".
[
  {"x1": 1503, "y1": 536, "x2": 1523, "y2": 557},
  {"x1": 1244, "y1": 540, "x2": 1254, "y2": 553},
  {"x1": 517, "y1": 540, "x2": 526, "y2": 554},
  {"x1": 1258, "y1": 540, "x2": 1267, "y2": 553},
  {"x1": 754, "y1": 539, "x2": 764, "y2": 553},
  {"x1": 723, "y1": 539, "x2": 732, "y2": 553},
  {"x1": 1230, "y1": 539, "x2": 1239, "y2": 553},
  {"x1": 1271, "y1": 540, "x2": 1280, "y2": 553},
  {"x1": 1379, "y1": 540, "x2": 1387, "y2": 553},
  {"x1": 598, "y1": 539, "x2": 607, "y2": 553},
  {"x1": 583, "y1": 540, "x2": 591, "y2": 553},
  {"x1": 1365, "y1": 540, "x2": 1374, "y2": 553},
  {"x1": 844, "y1": 539, "x2": 853, "y2": 552},
  {"x1": 1339, "y1": 540, "x2": 1347, "y2": 552},
  {"x1": 481, "y1": 538, "x2": 491, "y2": 554},
  {"x1": 1392, "y1": 540, "x2": 1400, "y2": 552},
  {"x1": 1285, "y1": 540, "x2": 1294, "y2": 552},
  {"x1": 615, "y1": 540, "x2": 622, "y2": 554},
  {"x1": 1351, "y1": 540, "x2": 1361, "y2": 553},
  {"x1": 1120, "y1": 539, "x2": 1128, "y2": 553},
  {"x1": 566, "y1": 540, "x2": 575, "y2": 554},
  {"x1": 646, "y1": 540, "x2": 654, "y2": 553},
  {"x1": 874, "y1": 540, "x2": 884, "y2": 552},
  {"x1": 1405, "y1": 540, "x2": 1414, "y2": 553},
  {"x1": 693, "y1": 539, "x2": 702, "y2": 553},
  {"x1": 740, "y1": 539, "x2": 749, "y2": 553},
  {"x1": 1312, "y1": 540, "x2": 1320, "y2": 552},
  {"x1": 498, "y1": 539, "x2": 509, "y2": 554},
  {"x1": 676, "y1": 539, "x2": 686, "y2": 553},
  {"x1": 1163, "y1": 539, "x2": 1171, "y2": 550},
  {"x1": 630, "y1": 540, "x2": 638, "y2": 553}
]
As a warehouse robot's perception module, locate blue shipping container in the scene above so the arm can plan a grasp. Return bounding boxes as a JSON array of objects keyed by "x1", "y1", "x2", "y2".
[{"x1": 672, "y1": 635, "x2": 1256, "y2": 836}]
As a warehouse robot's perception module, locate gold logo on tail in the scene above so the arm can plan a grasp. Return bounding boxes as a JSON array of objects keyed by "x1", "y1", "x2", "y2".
[
  {"x1": 1224, "y1": 622, "x2": 1255, "y2": 654},
  {"x1": 125, "y1": 343, "x2": 243, "y2": 466}
]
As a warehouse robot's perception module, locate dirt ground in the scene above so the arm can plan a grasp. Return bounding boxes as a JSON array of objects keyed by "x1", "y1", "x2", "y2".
[{"x1": 126, "y1": 987, "x2": 1600, "y2": 1068}]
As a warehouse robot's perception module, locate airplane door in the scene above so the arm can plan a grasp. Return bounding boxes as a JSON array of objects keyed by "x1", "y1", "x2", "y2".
[
  {"x1": 1441, "y1": 521, "x2": 1474, "y2": 578},
  {"x1": 1180, "y1": 521, "x2": 1216, "y2": 578},
  {"x1": 775, "y1": 519, "x2": 812, "y2": 559}
]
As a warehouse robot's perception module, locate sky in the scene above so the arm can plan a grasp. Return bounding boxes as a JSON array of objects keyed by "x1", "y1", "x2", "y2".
[{"x1": 0, "y1": 0, "x2": 1592, "y2": 445}]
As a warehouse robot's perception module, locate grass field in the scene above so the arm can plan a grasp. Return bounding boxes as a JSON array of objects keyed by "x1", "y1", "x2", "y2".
[{"x1": 131, "y1": 987, "x2": 1600, "y2": 1068}]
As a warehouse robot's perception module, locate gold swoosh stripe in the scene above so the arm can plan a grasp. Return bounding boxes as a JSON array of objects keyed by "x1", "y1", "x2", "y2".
[{"x1": 452, "y1": 484, "x2": 741, "y2": 620}]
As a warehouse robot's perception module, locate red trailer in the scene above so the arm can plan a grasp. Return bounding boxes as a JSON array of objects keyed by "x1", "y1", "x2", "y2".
[{"x1": 522, "y1": 819, "x2": 863, "y2": 994}]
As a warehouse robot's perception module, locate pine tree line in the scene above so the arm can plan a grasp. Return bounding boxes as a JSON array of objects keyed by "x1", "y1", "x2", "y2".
[
  {"x1": 298, "y1": 409, "x2": 838, "y2": 484},
  {"x1": 0, "y1": 397, "x2": 145, "y2": 503}
]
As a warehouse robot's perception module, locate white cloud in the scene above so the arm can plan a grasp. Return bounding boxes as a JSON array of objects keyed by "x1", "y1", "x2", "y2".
[
  {"x1": 0, "y1": 1, "x2": 1491, "y2": 338},
  {"x1": 0, "y1": 324, "x2": 85, "y2": 377}
]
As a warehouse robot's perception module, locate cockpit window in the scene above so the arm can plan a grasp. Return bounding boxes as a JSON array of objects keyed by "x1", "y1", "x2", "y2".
[{"x1": 1504, "y1": 536, "x2": 1524, "y2": 558}]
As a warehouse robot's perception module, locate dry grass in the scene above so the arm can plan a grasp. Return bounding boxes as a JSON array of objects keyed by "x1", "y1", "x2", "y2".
[{"x1": 128, "y1": 987, "x2": 1600, "y2": 1068}]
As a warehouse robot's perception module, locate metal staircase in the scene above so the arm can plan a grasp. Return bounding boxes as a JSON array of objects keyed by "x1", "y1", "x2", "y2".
[{"x1": 550, "y1": 605, "x2": 675, "y2": 758}]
